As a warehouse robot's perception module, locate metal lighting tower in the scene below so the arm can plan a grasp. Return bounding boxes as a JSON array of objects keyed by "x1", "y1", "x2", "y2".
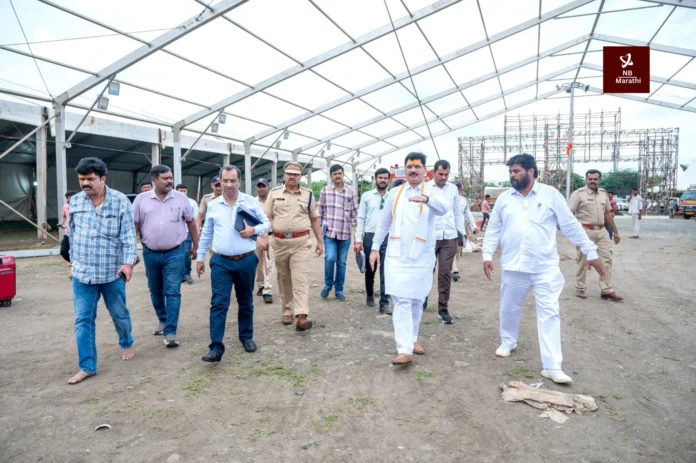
[{"x1": 556, "y1": 82, "x2": 589, "y2": 199}]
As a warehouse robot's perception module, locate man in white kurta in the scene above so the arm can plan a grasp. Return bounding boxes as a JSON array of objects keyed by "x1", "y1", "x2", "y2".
[
  {"x1": 482, "y1": 154, "x2": 606, "y2": 384},
  {"x1": 628, "y1": 188, "x2": 643, "y2": 238},
  {"x1": 371, "y1": 153, "x2": 449, "y2": 365}
]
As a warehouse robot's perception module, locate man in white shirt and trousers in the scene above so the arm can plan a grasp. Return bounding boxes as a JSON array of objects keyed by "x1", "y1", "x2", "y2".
[
  {"x1": 482, "y1": 154, "x2": 606, "y2": 384},
  {"x1": 628, "y1": 188, "x2": 643, "y2": 239},
  {"x1": 370, "y1": 152, "x2": 448, "y2": 365}
]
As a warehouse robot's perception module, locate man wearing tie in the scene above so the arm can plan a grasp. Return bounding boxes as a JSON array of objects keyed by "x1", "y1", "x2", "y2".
[{"x1": 196, "y1": 165, "x2": 270, "y2": 362}]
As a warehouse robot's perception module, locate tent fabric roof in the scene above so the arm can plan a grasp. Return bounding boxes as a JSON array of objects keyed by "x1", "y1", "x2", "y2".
[{"x1": 1, "y1": 0, "x2": 694, "y2": 170}]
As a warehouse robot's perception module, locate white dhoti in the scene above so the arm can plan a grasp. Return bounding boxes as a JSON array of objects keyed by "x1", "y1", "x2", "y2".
[
  {"x1": 500, "y1": 267, "x2": 565, "y2": 370},
  {"x1": 631, "y1": 213, "x2": 640, "y2": 236}
]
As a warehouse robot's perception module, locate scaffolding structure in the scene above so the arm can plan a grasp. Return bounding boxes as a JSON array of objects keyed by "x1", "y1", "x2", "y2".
[{"x1": 458, "y1": 109, "x2": 679, "y2": 213}]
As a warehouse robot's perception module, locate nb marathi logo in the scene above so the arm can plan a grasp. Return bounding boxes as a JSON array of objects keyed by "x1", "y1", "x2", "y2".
[{"x1": 619, "y1": 53, "x2": 633, "y2": 69}]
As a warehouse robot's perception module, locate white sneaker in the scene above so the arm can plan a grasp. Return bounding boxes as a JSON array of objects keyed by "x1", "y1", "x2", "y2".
[
  {"x1": 541, "y1": 369, "x2": 572, "y2": 384},
  {"x1": 495, "y1": 343, "x2": 517, "y2": 358}
]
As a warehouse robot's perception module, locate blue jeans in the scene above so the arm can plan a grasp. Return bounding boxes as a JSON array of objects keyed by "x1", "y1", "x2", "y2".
[
  {"x1": 324, "y1": 236, "x2": 351, "y2": 293},
  {"x1": 143, "y1": 243, "x2": 186, "y2": 336},
  {"x1": 183, "y1": 234, "x2": 193, "y2": 278},
  {"x1": 209, "y1": 253, "x2": 257, "y2": 354},
  {"x1": 73, "y1": 277, "x2": 133, "y2": 375}
]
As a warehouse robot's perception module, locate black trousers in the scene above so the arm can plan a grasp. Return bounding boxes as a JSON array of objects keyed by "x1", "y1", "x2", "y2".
[
  {"x1": 363, "y1": 232, "x2": 390, "y2": 306},
  {"x1": 60, "y1": 235, "x2": 70, "y2": 262}
]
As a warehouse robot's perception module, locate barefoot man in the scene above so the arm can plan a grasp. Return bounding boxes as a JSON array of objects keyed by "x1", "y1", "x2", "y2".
[
  {"x1": 67, "y1": 157, "x2": 138, "y2": 384},
  {"x1": 370, "y1": 152, "x2": 448, "y2": 365}
]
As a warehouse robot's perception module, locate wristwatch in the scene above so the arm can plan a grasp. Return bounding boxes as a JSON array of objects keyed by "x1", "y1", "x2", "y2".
[{"x1": 424, "y1": 195, "x2": 429, "y2": 203}]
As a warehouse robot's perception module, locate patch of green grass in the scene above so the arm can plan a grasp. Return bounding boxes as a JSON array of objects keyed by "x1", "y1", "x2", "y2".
[
  {"x1": 422, "y1": 320, "x2": 434, "y2": 325},
  {"x1": 598, "y1": 393, "x2": 624, "y2": 400},
  {"x1": 350, "y1": 396, "x2": 376, "y2": 406},
  {"x1": 260, "y1": 415, "x2": 270, "y2": 422},
  {"x1": 191, "y1": 345, "x2": 209, "y2": 356},
  {"x1": 80, "y1": 395, "x2": 100, "y2": 404},
  {"x1": 172, "y1": 433, "x2": 181, "y2": 439},
  {"x1": 111, "y1": 451, "x2": 121, "y2": 456},
  {"x1": 311, "y1": 367, "x2": 324, "y2": 376},
  {"x1": 311, "y1": 413, "x2": 339, "y2": 433},
  {"x1": 152, "y1": 426, "x2": 161, "y2": 431},
  {"x1": 662, "y1": 356, "x2": 680, "y2": 362},
  {"x1": 424, "y1": 307, "x2": 437, "y2": 313},
  {"x1": 250, "y1": 365, "x2": 306, "y2": 388},
  {"x1": 415, "y1": 370, "x2": 436, "y2": 381},
  {"x1": 505, "y1": 364, "x2": 535, "y2": 380},
  {"x1": 182, "y1": 374, "x2": 213, "y2": 396}
]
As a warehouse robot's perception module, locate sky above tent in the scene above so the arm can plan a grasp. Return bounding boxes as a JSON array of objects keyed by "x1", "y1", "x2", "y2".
[{"x1": 1, "y1": 0, "x2": 695, "y2": 187}]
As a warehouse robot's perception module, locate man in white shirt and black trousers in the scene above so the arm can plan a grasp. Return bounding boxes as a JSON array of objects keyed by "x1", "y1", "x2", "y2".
[
  {"x1": 482, "y1": 154, "x2": 606, "y2": 384},
  {"x1": 355, "y1": 168, "x2": 392, "y2": 314}
]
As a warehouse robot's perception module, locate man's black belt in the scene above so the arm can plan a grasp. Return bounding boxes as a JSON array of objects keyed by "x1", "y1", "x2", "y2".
[
  {"x1": 143, "y1": 243, "x2": 182, "y2": 253},
  {"x1": 214, "y1": 250, "x2": 254, "y2": 261}
]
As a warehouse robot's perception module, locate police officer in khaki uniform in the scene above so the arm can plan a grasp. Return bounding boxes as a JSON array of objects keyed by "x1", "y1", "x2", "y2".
[
  {"x1": 568, "y1": 169, "x2": 623, "y2": 302},
  {"x1": 263, "y1": 162, "x2": 324, "y2": 331},
  {"x1": 196, "y1": 176, "x2": 222, "y2": 231}
]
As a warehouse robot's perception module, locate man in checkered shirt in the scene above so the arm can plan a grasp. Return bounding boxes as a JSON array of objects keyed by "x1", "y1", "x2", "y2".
[
  {"x1": 67, "y1": 157, "x2": 138, "y2": 384},
  {"x1": 318, "y1": 164, "x2": 358, "y2": 302}
]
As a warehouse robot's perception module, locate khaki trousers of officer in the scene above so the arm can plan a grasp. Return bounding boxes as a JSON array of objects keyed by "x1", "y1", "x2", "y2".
[
  {"x1": 271, "y1": 235, "x2": 311, "y2": 317},
  {"x1": 255, "y1": 243, "x2": 274, "y2": 296},
  {"x1": 576, "y1": 227, "x2": 613, "y2": 294}
]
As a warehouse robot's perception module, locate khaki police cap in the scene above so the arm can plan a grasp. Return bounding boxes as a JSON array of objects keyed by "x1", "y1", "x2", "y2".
[{"x1": 284, "y1": 161, "x2": 302, "y2": 175}]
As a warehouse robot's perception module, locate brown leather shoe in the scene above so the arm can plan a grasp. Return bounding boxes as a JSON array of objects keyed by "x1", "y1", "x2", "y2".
[
  {"x1": 576, "y1": 290, "x2": 587, "y2": 299},
  {"x1": 601, "y1": 292, "x2": 624, "y2": 302},
  {"x1": 391, "y1": 354, "x2": 414, "y2": 365},
  {"x1": 282, "y1": 315, "x2": 293, "y2": 325},
  {"x1": 413, "y1": 342, "x2": 425, "y2": 355},
  {"x1": 295, "y1": 315, "x2": 313, "y2": 331}
]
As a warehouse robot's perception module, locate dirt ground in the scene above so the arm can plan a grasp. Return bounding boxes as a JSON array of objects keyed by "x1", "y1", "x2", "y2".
[{"x1": 1, "y1": 218, "x2": 695, "y2": 463}]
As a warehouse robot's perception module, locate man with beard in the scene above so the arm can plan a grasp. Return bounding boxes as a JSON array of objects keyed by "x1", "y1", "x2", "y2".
[
  {"x1": 369, "y1": 152, "x2": 448, "y2": 365},
  {"x1": 132, "y1": 165, "x2": 198, "y2": 348},
  {"x1": 66, "y1": 157, "x2": 138, "y2": 384},
  {"x1": 424, "y1": 160, "x2": 467, "y2": 324},
  {"x1": 482, "y1": 154, "x2": 606, "y2": 384},
  {"x1": 196, "y1": 165, "x2": 270, "y2": 361},
  {"x1": 254, "y1": 178, "x2": 274, "y2": 304},
  {"x1": 569, "y1": 170, "x2": 622, "y2": 302},
  {"x1": 264, "y1": 162, "x2": 324, "y2": 330},
  {"x1": 197, "y1": 176, "x2": 222, "y2": 231},
  {"x1": 355, "y1": 168, "x2": 392, "y2": 313}
]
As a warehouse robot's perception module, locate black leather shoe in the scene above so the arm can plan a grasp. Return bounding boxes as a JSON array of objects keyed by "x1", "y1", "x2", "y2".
[
  {"x1": 256, "y1": 287, "x2": 263, "y2": 296},
  {"x1": 263, "y1": 294, "x2": 273, "y2": 304},
  {"x1": 202, "y1": 351, "x2": 222, "y2": 362},
  {"x1": 366, "y1": 296, "x2": 375, "y2": 307},
  {"x1": 242, "y1": 339, "x2": 257, "y2": 353}
]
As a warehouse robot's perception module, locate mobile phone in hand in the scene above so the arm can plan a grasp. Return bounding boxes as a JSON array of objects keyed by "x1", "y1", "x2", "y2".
[{"x1": 118, "y1": 271, "x2": 127, "y2": 282}]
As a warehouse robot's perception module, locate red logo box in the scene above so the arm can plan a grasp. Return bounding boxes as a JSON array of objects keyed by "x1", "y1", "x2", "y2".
[{"x1": 603, "y1": 46, "x2": 650, "y2": 93}]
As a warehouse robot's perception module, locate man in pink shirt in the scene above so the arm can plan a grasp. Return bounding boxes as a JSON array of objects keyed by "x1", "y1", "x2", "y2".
[
  {"x1": 481, "y1": 194, "x2": 491, "y2": 230},
  {"x1": 58, "y1": 190, "x2": 77, "y2": 262},
  {"x1": 132, "y1": 165, "x2": 199, "y2": 347}
]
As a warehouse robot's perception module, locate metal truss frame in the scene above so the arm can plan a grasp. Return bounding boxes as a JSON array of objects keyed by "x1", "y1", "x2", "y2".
[{"x1": 2, "y1": 0, "x2": 695, "y2": 194}]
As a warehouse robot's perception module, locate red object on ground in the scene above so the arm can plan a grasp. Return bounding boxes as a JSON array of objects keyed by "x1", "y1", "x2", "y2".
[{"x1": 0, "y1": 255, "x2": 16, "y2": 307}]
